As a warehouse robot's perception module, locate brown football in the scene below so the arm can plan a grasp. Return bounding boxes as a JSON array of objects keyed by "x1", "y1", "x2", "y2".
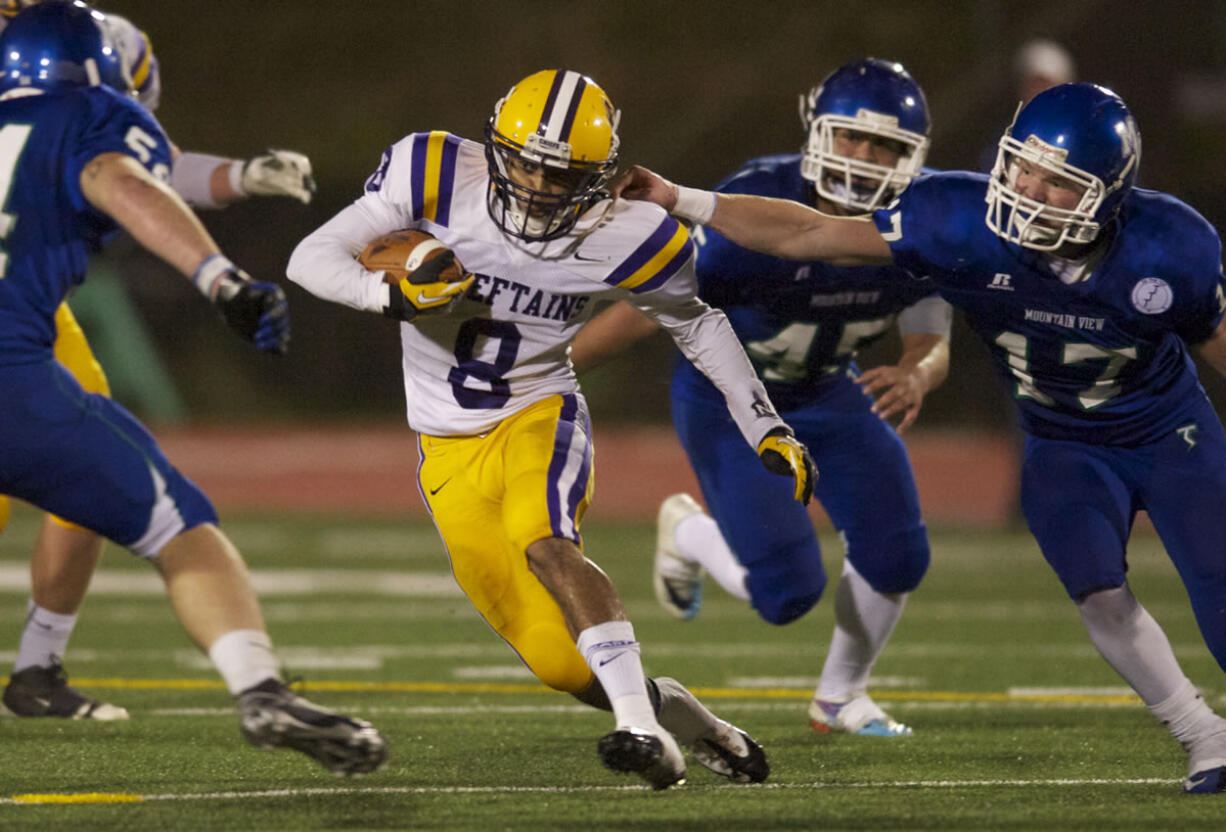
[{"x1": 358, "y1": 229, "x2": 466, "y2": 285}]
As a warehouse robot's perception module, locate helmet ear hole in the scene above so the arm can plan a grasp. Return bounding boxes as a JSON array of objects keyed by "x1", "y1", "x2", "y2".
[{"x1": 485, "y1": 69, "x2": 619, "y2": 241}]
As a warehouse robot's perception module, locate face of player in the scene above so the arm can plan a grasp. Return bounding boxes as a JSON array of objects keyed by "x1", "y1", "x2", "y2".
[
  {"x1": 1010, "y1": 159, "x2": 1087, "y2": 212},
  {"x1": 816, "y1": 127, "x2": 906, "y2": 215},
  {"x1": 505, "y1": 156, "x2": 582, "y2": 215}
]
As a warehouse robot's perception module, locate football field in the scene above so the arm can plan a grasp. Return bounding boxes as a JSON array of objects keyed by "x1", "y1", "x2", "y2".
[{"x1": 1, "y1": 505, "x2": 1223, "y2": 830}]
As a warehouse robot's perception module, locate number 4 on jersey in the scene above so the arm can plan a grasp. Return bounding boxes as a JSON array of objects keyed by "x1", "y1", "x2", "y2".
[{"x1": 0, "y1": 122, "x2": 33, "y2": 276}]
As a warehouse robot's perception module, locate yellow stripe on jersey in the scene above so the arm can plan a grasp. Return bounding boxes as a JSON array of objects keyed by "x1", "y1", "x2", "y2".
[
  {"x1": 605, "y1": 218, "x2": 692, "y2": 293},
  {"x1": 410, "y1": 131, "x2": 462, "y2": 225}
]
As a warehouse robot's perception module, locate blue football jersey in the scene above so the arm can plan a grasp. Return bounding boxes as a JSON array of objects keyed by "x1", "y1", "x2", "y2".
[
  {"x1": 874, "y1": 171, "x2": 1226, "y2": 444},
  {"x1": 0, "y1": 86, "x2": 171, "y2": 362},
  {"x1": 685, "y1": 153, "x2": 940, "y2": 411}
]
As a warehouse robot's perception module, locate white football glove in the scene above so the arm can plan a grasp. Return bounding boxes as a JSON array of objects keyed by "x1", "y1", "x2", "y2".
[{"x1": 240, "y1": 149, "x2": 316, "y2": 204}]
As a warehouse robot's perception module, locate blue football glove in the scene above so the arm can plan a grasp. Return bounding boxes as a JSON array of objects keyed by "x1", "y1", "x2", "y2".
[
  {"x1": 757, "y1": 428, "x2": 818, "y2": 504},
  {"x1": 214, "y1": 270, "x2": 290, "y2": 354}
]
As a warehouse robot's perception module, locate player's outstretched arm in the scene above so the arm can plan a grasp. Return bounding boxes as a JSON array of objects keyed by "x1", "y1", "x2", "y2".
[
  {"x1": 170, "y1": 149, "x2": 316, "y2": 208},
  {"x1": 569, "y1": 301, "x2": 661, "y2": 373},
  {"x1": 614, "y1": 164, "x2": 893, "y2": 266},
  {"x1": 79, "y1": 152, "x2": 289, "y2": 353}
]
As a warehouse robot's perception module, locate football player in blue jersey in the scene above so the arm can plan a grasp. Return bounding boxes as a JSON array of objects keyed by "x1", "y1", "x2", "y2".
[
  {"x1": 0, "y1": 0, "x2": 315, "y2": 721},
  {"x1": 0, "y1": 2, "x2": 386, "y2": 775},
  {"x1": 571, "y1": 59, "x2": 949, "y2": 738},
  {"x1": 618, "y1": 81, "x2": 1226, "y2": 794}
]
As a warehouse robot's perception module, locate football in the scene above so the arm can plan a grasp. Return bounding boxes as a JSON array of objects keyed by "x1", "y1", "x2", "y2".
[{"x1": 358, "y1": 229, "x2": 467, "y2": 285}]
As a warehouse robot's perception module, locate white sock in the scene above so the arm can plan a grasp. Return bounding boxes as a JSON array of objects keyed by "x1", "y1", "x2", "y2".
[
  {"x1": 817, "y1": 560, "x2": 907, "y2": 700},
  {"x1": 207, "y1": 629, "x2": 279, "y2": 695},
  {"x1": 1149, "y1": 679, "x2": 1226, "y2": 746},
  {"x1": 13, "y1": 600, "x2": 78, "y2": 673},
  {"x1": 1077, "y1": 585, "x2": 1186, "y2": 706},
  {"x1": 674, "y1": 512, "x2": 750, "y2": 601},
  {"x1": 576, "y1": 621, "x2": 657, "y2": 730}
]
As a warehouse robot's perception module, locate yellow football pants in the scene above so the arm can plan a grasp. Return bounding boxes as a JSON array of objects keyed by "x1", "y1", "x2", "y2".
[{"x1": 419, "y1": 394, "x2": 596, "y2": 693}]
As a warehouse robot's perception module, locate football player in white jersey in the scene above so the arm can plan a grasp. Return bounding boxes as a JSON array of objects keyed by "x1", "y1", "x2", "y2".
[
  {"x1": 0, "y1": 0, "x2": 315, "y2": 721},
  {"x1": 289, "y1": 69, "x2": 817, "y2": 790}
]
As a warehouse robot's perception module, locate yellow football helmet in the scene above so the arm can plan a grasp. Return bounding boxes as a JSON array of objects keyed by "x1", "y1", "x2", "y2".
[{"x1": 485, "y1": 69, "x2": 620, "y2": 241}]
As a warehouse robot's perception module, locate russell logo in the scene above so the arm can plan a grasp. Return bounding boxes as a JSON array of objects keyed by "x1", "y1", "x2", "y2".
[{"x1": 1131, "y1": 277, "x2": 1173, "y2": 315}]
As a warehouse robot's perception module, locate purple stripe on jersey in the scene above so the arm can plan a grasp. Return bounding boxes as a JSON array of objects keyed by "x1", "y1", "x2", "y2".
[
  {"x1": 604, "y1": 216, "x2": 682, "y2": 287},
  {"x1": 539, "y1": 72, "x2": 565, "y2": 136},
  {"x1": 434, "y1": 133, "x2": 462, "y2": 226},
  {"x1": 626, "y1": 236, "x2": 694, "y2": 295},
  {"x1": 563, "y1": 400, "x2": 592, "y2": 526},
  {"x1": 546, "y1": 394, "x2": 580, "y2": 542},
  {"x1": 409, "y1": 135, "x2": 428, "y2": 218},
  {"x1": 557, "y1": 76, "x2": 587, "y2": 142}
]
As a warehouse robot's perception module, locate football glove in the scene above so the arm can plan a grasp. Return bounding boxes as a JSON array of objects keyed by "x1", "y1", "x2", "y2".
[
  {"x1": 382, "y1": 250, "x2": 475, "y2": 322},
  {"x1": 214, "y1": 270, "x2": 291, "y2": 354},
  {"x1": 240, "y1": 149, "x2": 316, "y2": 204},
  {"x1": 757, "y1": 428, "x2": 818, "y2": 504}
]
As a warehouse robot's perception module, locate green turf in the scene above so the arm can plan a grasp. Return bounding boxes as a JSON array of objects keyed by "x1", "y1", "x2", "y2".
[{"x1": 1, "y1": 506, "x2": 1223, "y2": 830}]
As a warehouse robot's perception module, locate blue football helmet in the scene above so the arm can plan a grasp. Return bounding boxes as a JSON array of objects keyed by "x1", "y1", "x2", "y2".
[
  {"x1": 985, "y1": 82, "x2": 1141, "y2": 251},
  {"x1": 799, "y1": 58, "x2": 930, "y2": 213},
  {"x1": 0, "y1": 1, "x2": 131, "y2": 95}
]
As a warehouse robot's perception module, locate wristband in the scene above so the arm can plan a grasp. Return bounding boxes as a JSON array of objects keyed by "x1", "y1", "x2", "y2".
[
  {"x1": 229, "y1": 158, "x2": 246, "y2": 196},
  {"x1": 672, "y1": 186, "x2": 717, "y2": 225},
  {"x1": 192, "y1": 254, "x2": 237, "y2": 299}
]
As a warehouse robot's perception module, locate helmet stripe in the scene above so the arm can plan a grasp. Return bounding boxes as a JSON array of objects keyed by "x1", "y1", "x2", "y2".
[{"x1": 538, "y1": 70, "x2": 586, "y2": 144}]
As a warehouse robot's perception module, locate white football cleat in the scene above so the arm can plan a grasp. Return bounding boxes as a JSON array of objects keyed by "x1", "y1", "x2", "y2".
[
  {"x1": 809, "y1": 692, "x2": 912, "y2": 737},
  {"x1": 654, "y1": 493, "x2": 706, "y2": 620},
  {"x1": 654, "y1": 677, "x2": 768, "y2": 783},
  {"x1": 597, "y1": 725, "x2": 686, "y2": 790}
]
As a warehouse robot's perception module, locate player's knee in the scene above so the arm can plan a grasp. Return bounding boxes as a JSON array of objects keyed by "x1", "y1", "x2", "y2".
[
  {"x1": 847, "y1": 527, "x2": 931, "y2": 594},
  {"x1": 515, "y1": 622, "x2": 593, "y2": 693},
  {"x1": 745, "y1": 551, "x2": 827, "y2": 625},
  {"x1": 753, "y1": 588, "x2": 824, "y2": 625}
]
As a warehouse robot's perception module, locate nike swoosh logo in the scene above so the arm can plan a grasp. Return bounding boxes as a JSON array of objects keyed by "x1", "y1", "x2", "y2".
[
  {"x1": 573, "y1": 252, "x2": 608, "y2": 263},
  {"x1": 429, "y1": 477, "x2": 452, "y2": 496},
  {"x1": 598, "y1": 651, "x2": 627, "y2": 667}
]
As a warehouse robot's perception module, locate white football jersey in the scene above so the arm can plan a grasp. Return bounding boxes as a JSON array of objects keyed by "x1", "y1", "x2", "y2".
[{"x1": 289, "y1": 131, "x2": 787, "y2": 447}]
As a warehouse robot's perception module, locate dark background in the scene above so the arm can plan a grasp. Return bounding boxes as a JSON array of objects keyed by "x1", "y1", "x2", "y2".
[{"x1": 81, "y1": 0, "x2": 1226, "y2": 428}]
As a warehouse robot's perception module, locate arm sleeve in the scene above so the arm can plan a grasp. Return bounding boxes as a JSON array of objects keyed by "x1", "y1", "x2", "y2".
[
  {"x1": 897, "y1": 294, "x2": 953, "y2": 338},
  {"x1": 169, "y1": 152, "x2": 235, "y2": 209},
  {"x1": 286, "y1": 142, "x2": 417, "y2": 312},
  {"x1": 628, "y1": 260, "x2": 789, "y2": 447},
  {"x1": 286, "y1": 195, "x2": 407, "y2": 313}
]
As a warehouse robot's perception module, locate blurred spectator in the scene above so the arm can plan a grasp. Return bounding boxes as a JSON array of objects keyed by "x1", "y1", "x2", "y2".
[
  {"x1": 976, "y1": 38, "x2": 1077, "y2": 172},
  {"x1": 1013, "y1": 39, "x2": 1077, "y2": 105}
]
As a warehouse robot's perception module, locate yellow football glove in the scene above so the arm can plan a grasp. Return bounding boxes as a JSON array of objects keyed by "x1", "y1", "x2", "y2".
[
  {"x1": 757, "y1": 428, "x2": 818, "y2": 504},
  {"x1": 383, "y1": 250, "x2": 475, "y2": 321}
]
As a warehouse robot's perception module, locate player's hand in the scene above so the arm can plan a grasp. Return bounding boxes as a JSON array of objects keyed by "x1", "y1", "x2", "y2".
[
  {"x1": 856, "y1": 365, "x2": 927, "y2": 434},
  {"x1": 756, "y1": 428, "x2": 817, "y2": 504},
  {"x1": 384, "y1": 250, "x2": 475, "y2": 322},
  {"x1": 213, "y1": 270, "x2": 291, "y2": 354},
  {"x1": 241, "y1": 149, "x2": 316, "y2": 204},
  {"x1": 611, "y1": 165, "x2": 678, "y2": 210}
]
